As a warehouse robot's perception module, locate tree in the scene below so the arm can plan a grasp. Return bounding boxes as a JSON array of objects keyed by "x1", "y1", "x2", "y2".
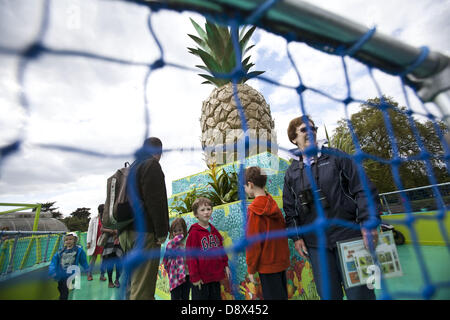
[
  {"x1": 35, "y1": 201, "x2": 63, "y2": 219},
  {"x1": 70, "y1": 207, "x2": 91, "y2": 220},
  {"x1": 325, "y1": 124, "x2": 355, "y2": 154},
  {"x1": 331, "y1": 96, "x2": 449, "y2": 193},
  {"x1": 60, "y1": 207, "x2": 92, "y2": 232}
]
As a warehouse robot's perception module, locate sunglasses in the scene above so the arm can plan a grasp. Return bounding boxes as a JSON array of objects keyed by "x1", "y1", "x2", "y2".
[{"x1": 298, "y1": 126, "x2": 318, "y2": 133}]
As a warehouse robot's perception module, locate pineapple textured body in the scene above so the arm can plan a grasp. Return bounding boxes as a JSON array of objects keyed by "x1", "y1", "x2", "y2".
[
  {"x1": 187, "y1": 18, "x2": 277, "y2": 164},
  {"x1": 201, "y1": 83, "x2": 277, "y2": 164}
]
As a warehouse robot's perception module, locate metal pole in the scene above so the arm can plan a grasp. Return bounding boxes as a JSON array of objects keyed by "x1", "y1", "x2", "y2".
[
  {"x1": 0, "y1": 231, "x2": 67, "y2": 235},
  {"x1": 43, "y1": 233, "x2": 51, "y2": 263},
  {"x1": 379, "y1": 182, "x2": 450, "y2": 196},
  {"x1": 32, "y1": 204, "x2": 42, "y2": 232},
  {"x1": 433, "y1": 91, "x2": 450, "y2": 131},
  {"x1": 6, "y1": 234, "x2": 20, "y2": 274},
  {"x1": 146, "y1": 0, "x2": 450, "y2": 79},
  {"x1": 382, "y1": 195, "x2": 392, "y2": 215}
]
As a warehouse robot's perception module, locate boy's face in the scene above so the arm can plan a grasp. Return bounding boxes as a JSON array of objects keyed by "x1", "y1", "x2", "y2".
[
  {"x1": 195, "y1": 204, "x2": 212, "y2": 226},
  {"x1": 64, "y1": 235, "x2": 76, "y2": 248},
  {"x1": 244, "y1": 182, "x2": 255, "y2": 198}
]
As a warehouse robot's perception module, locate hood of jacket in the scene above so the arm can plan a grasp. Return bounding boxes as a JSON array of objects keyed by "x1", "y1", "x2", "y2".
[
  {"x1": 188, "y1": 222, "x2": 219, "y2": 234},
  {"x1": 250, "y1": 194, "x2": 281, "y2": 218}
]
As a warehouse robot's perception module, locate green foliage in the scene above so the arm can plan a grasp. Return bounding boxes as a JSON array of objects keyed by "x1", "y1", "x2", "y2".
[
  {"x1": 70, "y1": 207, "x2": 91, "y2": 220},
  {"x1": 325, "y1": 123, "x2": 380, "y2": 181},
  {"x1": 331, "y1": 96, "x2": 449, "y2": 193},
  {"x1": 169, "y1": 187, "x2": 206, "y2": 214},
  {"x1": 187, "y1": 18, "x2": 264, "y2": 87},
  {"x1": 60, "y1": 216, "x2": 89, "y2": 232},
  {"x1": 59, "y1": 207, "x2": 91, "y2": 232},
  {"x1": 35, "y1": 201, "x2": 63, "y2": 219},
  {"x1": 169, "y1": 163, "x2": 240, "y2": 214},
  {"x1": 203, "y1": 162, "x2": 239, "y2": 206},
  {"x1": 324, "y1": 124, "x2": 355, "y2": 155}
]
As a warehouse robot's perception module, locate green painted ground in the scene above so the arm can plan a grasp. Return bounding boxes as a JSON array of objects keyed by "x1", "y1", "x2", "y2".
[
  {"x1": 70, "y1": 274, "x2": 122, "y2": 300},
  {"x1": 375, "y1": 245, "x2": 450, "y2": 299},
  {"x1": 68, "y1": 244, "x2": 449, "y2": 300}
]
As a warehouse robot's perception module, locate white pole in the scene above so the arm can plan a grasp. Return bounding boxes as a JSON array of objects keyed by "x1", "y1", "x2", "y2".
[{"x1": 433, "y1": 91, "x2": 450, "y2": 131}]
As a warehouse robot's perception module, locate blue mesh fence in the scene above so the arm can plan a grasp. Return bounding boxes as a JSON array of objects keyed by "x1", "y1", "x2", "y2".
[
  {"x1": 0, "y1": 232, "x2": 63, "y2": 279},
  {"x1": 0, "y1": 0, "x2": 449, "y2": 300}
]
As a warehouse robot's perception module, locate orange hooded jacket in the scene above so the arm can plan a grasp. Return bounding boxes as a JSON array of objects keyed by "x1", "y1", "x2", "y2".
[{"x1": 246, "y1": 194, "x2": 290, "y2": 275}]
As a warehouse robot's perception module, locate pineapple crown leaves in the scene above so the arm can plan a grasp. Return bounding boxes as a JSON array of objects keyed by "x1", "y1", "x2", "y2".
[{"x1": 187, "y1": 18, "x2": 264, "y2": 87}]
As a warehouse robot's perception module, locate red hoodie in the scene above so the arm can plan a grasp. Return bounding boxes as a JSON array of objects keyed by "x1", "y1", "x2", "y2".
[
  {"x1": 186, "y1": 222, "x2": 228, "y2": 284},
  {"x1": 246, "y1": 194, "x2": 290, "y2": 275}
]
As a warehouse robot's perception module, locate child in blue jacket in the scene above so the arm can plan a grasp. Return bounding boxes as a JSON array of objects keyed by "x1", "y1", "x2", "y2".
[{"x1": 49, "y1": 232, "x2": 89, "y2": 300}]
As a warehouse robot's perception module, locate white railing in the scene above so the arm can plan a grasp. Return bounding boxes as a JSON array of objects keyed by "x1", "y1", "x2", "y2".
[{"x1": 379, "y1": 182, "x2": 450, "y2": 214}]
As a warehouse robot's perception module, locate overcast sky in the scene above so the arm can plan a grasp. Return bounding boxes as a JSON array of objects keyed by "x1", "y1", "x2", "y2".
[{"x1": 0, "y1": 0, "x2": 449, "y2": 217}]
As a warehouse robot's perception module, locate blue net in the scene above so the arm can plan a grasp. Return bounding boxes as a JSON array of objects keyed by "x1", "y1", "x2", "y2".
[{"x1": 0, "y1": 0, "x2": 449, "y2": 300}]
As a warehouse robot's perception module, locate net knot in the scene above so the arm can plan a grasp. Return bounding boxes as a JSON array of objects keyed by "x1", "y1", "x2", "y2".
[
  {"x1": 296, "y1": 84, "x2": 307, "y2": 94},
  {"x1": 422, "y1": 284, "x2": 436, "y2": 300},
  {"x1": 343, "y1": 96, "x2": 353, "y2": 105},
  {"x1": 315, "y1": 216, "x2": 328, "y2": 229},
  {"x1": 361, "y1": 217, "x2": 379, "y2": 230},
  {"x1": 23, "y1": 43, "x2": 44, "y2": 59},
  {"x1": 398, "y1": 46, "x2": 429, "y2": 77},
  {"x1": 0, "y1": 140, "x2": 21, "y2": 160},
  {"x1": 150, "y1": 58, "x2": 165, "y2": 70},
  {"x1": 391, "y1": 156, "x2": 402, "y2": 166}
]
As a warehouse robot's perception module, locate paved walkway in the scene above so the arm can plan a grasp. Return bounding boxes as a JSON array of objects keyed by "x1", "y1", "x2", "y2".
[{"x1": 70, "y1": 244, "x2": 450, "y2": 300}]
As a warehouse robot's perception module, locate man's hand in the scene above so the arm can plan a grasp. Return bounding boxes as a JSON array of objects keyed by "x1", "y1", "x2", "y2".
[
  {"x1": 362, "y1": 228, "x2": 379, "y2": 251},
  {"x1": 225, "y1": 266, "x2": 231, "y2": 279},
  {"x1": 192, "y1": 280, "x2": 203, "y2": 290},
  {"x1": 248, "y1": 274, "x2": 257, "y2": 285},
  {"x1": 294, "y1": 239, "x2": 309, "y2": 259},
  {"x1": 156, "y1": 236, "x2": 167, "y2": 245},
  {"x1": 86, "y1": 242, "x2": 91, "y2": 249}
]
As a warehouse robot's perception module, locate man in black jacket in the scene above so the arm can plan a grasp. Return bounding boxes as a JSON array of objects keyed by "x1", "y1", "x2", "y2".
[
  {"x1": 119, "y1": 137, "x2": 169, "y2": 300},
  {"x1": 283, "y1": 116, "x2": 380, "y2": 300}
]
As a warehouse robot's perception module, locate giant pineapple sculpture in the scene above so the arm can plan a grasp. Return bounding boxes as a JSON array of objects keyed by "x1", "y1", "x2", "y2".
[{"x1": 188, "y1": 18, "x2": 277, "y2": 165}]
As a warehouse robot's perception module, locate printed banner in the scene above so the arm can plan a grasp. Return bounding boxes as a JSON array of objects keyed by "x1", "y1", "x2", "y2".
[{"x1": 337, "y1": 231, "x2": 403, "y2": 289}]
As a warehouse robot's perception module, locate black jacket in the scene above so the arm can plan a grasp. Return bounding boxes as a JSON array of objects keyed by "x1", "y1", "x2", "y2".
[
  {"x1": 282, "y1": 147, "x2": 381, "y2": 248},
  {"x1": 124, "y1": 157, "x2": 169, "y2": 239}
]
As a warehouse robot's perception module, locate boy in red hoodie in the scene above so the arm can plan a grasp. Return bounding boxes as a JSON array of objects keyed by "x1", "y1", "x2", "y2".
[
  {"x1": 245, "y1": 166, "x2": 290, "y2": 300},
  {"x1": 186, "y1": 197, "x2": 230, "y2": 300}
]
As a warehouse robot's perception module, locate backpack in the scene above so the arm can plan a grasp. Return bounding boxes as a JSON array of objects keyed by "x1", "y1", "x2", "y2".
[{"x1": 102, "y1": 161, "x2": 138, "y2": 230}]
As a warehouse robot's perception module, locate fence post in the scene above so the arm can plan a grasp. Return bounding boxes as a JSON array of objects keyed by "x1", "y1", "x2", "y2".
[
  {"x1": 35, "y1": 234, "x2": 42, "y2": 264},
  {"x1": 43, "y1": 233, "x2": 51, "y2": 263},
  {"x1": 382, "y1": 195, "x2": 392, "y2": 214},
  {"x1": 0, "y1": 239, "x2": 11, "y2": 274},
  {"x1": 6, "y1": 234, "x2": 20, "y2": 274},
  {"x1": 49, "y1": 234, "x2": 63, "y2": 262}
]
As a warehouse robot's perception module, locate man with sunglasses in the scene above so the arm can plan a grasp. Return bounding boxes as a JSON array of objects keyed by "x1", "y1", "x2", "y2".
[{"x1": 282, "y1": 115, "x2": 381, "y2": 300}]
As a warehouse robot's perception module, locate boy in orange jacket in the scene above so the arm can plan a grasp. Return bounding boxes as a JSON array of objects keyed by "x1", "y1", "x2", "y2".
[{"x1": 244, "y1": 166, "x2": 290, "y2": 300}]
